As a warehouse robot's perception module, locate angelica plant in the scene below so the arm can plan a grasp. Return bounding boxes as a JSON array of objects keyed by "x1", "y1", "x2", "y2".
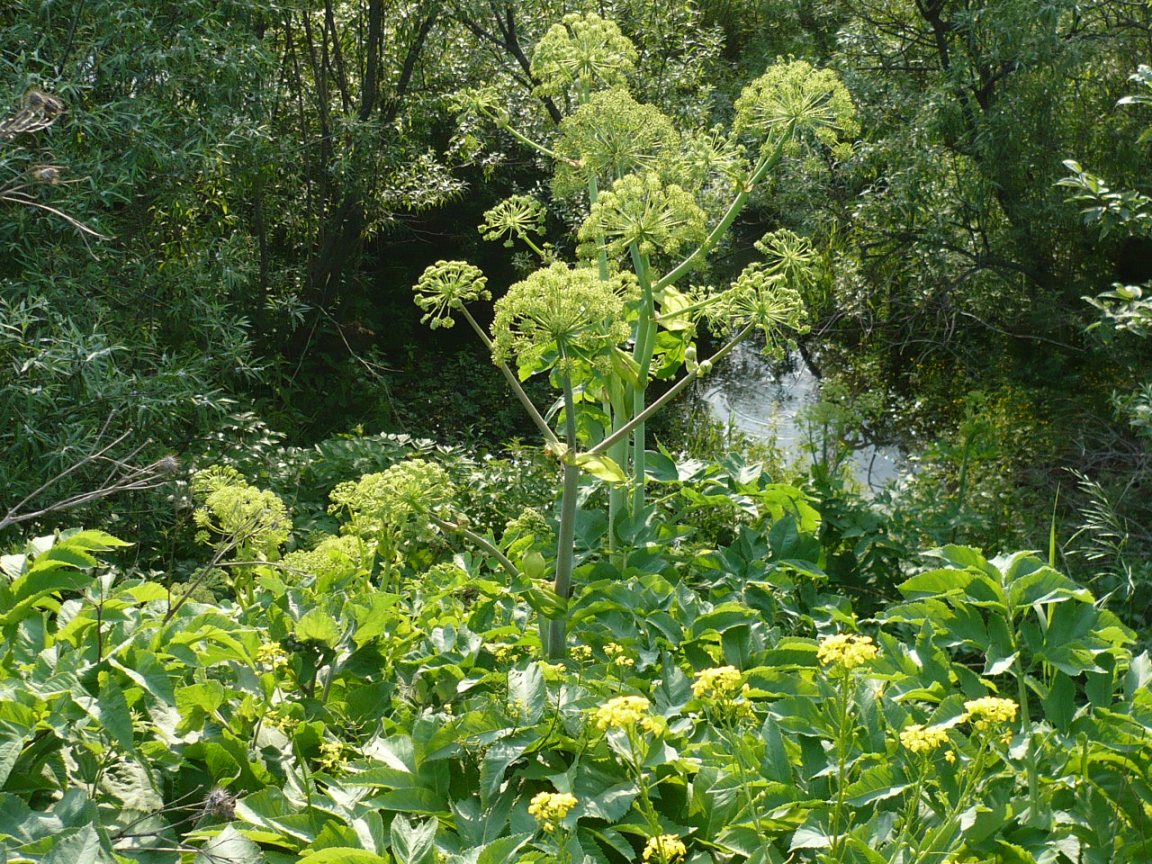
[{"x1": 416, "y1": 11, "x2": 857, "y2": 657}]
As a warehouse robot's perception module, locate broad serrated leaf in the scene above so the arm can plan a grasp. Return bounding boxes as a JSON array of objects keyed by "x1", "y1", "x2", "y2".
[
  {"x1": 195, "y1": 825, "x2": 265, "y2": 864},
  {"x1": 507, "y1": 664, "x2": 545, "y2": 725},
  {"x1": 295, "y1": 608, "x2": 341, "y2": 648},
  {"x1": 390, "y1": 813, "x2": 437, "y2": 864},
  {"x1": 43, "y1": 824, "x2": 102, "y2": 864}
]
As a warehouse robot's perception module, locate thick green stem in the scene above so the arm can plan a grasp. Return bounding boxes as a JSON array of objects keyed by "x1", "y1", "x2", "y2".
[
  {"x1": 587, "y1": 173, "x2": 611, "y2": 282},
  {"x1": 547, "y1": 359, "x2": 580, "y2": 659},
  {"x1": 629, "y1": 245, "x2": 655, "y2": 514},
  {"x1": 588, "y1": 321, "x2": 755, "y2": 458},
  {"x1": 458, "y1": 305, "x2": 560, "y2": 446},
  {"x1": 653, "y1": 132, "x2": 790, "y2": 293},
  {"x1": 605, "y1": 376, "x2": 631, "y2": 553},
  {"x1": 828, "y1": 673, "x2": 854, "y2": 861}
]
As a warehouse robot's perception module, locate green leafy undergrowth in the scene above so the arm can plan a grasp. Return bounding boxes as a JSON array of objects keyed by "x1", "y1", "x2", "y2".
[{"x1": 0, "y1": 483, "x2": 1150, "y2": 863}]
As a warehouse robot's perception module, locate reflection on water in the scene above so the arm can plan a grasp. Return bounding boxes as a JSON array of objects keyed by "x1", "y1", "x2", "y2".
[{"x1": 701, "y1": 341, "x2": 903, "y2": 490}]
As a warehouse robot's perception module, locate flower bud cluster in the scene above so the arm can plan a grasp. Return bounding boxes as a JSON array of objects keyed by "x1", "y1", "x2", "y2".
[
  {"x1": 592, "y1": 695, "x2": 654, "y2": 731},
  {"x1": 579, "y1": 172, "x2": 706, "y2": 259},
  {"x1": 692, "y1": 665, "x2": 743, "y2": 700},
  {"x1": 962, "y1": 697, "x2": 1018, "y2": 731},
  {"x1": 899, "y1": 723, "x2": 950, "y2": 754},
  {"x1": 816, "y1": 633, "x2": 879, "y2": 670},
  {"x1": 491, "y1": 263, "x2": 631, "y2": 372},
  {"x1": 413, "y1": 260, "x2": 490, "y2": 330},
  {"x1": 329, "y1": 459, "x2": 453, "y2": 538},
  {"x1": 528, "y1": 791, "x2": 578, "y2": 832},
  {"x1": 530, "y1": 13, "x2": 637, "y2": 98},
  {"x1": 643, "y1": 834, "x2": 687, "y2": 863},
  {"x1": 191, "y1": 466, "x2": 290, "y2": 557},
  {"x1": 552, "y1": 89, "x2": 678, "y2": 199},
  {"x1": 733, "y1": 59, "x2": 858, "y2": 155}
]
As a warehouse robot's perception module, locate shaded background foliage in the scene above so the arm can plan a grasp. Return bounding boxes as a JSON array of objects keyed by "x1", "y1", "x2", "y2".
[{"x1": 1, "y1": 0, "x2": 1150, "y2": 603}]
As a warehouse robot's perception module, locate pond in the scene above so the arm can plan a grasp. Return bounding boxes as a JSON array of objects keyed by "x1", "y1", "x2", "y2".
[{"x1": 701, "y1": 340, "x2": 904, "y2": 490}]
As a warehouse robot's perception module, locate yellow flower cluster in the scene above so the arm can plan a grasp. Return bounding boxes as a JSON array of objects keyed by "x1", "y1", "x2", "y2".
[
  {"x1": 817, "y1": 633, "x2": 879, "y2": 670},
  {"x1": 571, "y1": 644, "x2": 593, "y2": 662},
  {"x1": 899, "y1": 723, "x2": 949, "y2": 754},
  {"x1": 962, "y1": 697, "x2": 1018, "y2": 731},
  {"x1": 605, "y1": 642, "x2": 636, "y2": 668},
  {"x1": 254, "y1": 641, "x2": 289, "y2": 672},
  {"x1": 528, "y1": 791, "x2": 578, "y2": 832},
  {"x1": 643, "y1": 834, "x2": 687, "y2": 864},
  {"x1": 317, "y1": 739, "x2": 345, "y2": 773},
  {"x1": 539, "y1": 661, "x2": 566, "y2": 682},
  {"x1": 592, "y1": 695, "x2": 652, "y2": 730},
  {"x1": 692, "y1": 666, "x2": 743, "y2": 700}
]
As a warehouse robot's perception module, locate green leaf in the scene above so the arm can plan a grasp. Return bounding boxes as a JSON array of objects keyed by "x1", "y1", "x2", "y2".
[
  {"x1": 479, "y1": 732, "x2": 535, "y2": 807},
  {"x1": 296, "y1": 608, "x2": 342, "y2": 649},
  {"x1": 523, "y1": 585, "x2": 567, "y2": 619},
  {"x1": 469, "y1": 833, "x2": 531, "y2": 864},
  {"x1": 0, "y1": 721, "x2": 31, "y2": 790},
  {"x1": 55, "y1": 530, "x2": 132, "y2": 553},
  {"x1": 43, "y1": 825, "x2": 102, "y2": 864},
  {"x1": 572, "y1": 453, "x2": 627, "y2": 484},
  {"x1": 97, "y1": 673, "x2": 135, "y2": 754},
  {"x1": 177, "y1": 681, "x2": 226, "y2": 715},
  {"x1": 109, "y1": 651, "x2": 175, "y2": 705},
  {"x1": 844, "y1": 764, "x2": 910, "y2": 807},
  {"x1": 790, "y1": 814, "x2": 832, "y2": 850},
  {"x1": 643, "y1": 449, "x2": 679, "y2": 483},
  {"x1": 1043, "y1": 671, "x2": 1076, "y2": 731},
  {"x1": 195, "y1": 825, "x2": 265, "y2": 864},
  {"x1": 1006, "y1": 565, "x2": 1092, "y2": 609},
  {"x1": 508, "y1": 664, "x2": 545, "y2": 725},
  {"x1": 897, "y1": 568, "x2": 974, "y2": 599},
  {"x1": 390, "y1": 814, "x2": 437, "y2": 864}
]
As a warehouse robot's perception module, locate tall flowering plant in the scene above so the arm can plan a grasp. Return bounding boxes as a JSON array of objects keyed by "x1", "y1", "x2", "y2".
[{"x1": 414, "y1": 13, "x2": 857, "y2": 657}]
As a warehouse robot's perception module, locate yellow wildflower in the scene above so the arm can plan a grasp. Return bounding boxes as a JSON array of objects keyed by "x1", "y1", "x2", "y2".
[
  {"x1": 317, "y1": 739, "x2": 345, "y2": 773},
  {"x1": 944, "y1": 750, "x2": 957, "y2": 764},
  {"x1": 528, "y1": 790, "x2": 578, "y2": 832},
  {"x1": 692, "y1": 666, "x2": 743, "y2": 700},
  {"x1": 540, "y1": 661, "x2": 566, "y2": 682},
  {"x1": 962, "y1": 697, "x2": 1018, "y2": 731},
  {"x1": 254, "y1": 641, "x2": 289, "y2": 671},
  {"x1": 899, "y1": 723, "x2": 949, "y2": 754},
  {"x1": 592, "y1": 695, "x2": 651, "y2": 730},
  {"x1": 643, "y1": 834, "x2": 687, "y2": 863},
  {"x1": 817, "y1": 633, "x2": 879, "y2": 670},
  {"x1": 572, "y1": 644, "x2": 593, "y2": 662},
  {"x1": 604, "y1": 642, "x2": 636, "y2": 668}
]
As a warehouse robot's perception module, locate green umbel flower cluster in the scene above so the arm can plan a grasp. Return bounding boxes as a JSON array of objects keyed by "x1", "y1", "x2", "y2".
[
  {"x1": 280, "y1": 535, "x2": 366, "y2": 590},
  {"x1": 698, "y1": 228, "x2": 817, "y2": 353},
  {"x1": 579, "y1": 172, "x2": 707, "y2": 259},
  {"x1": 552, "y1": 89, "x2": 679, "y2": 199},
  {"x1": 668, "y1": 125, "x2": 750, "y2": 193},
  {"x1": 191, "y1": 465, "x2": 290, "y2": 558},
  {"x1": 491, "y1": 263, "x2": 631, "y2": 374},
  {"x1": 530, "y1": 12, "x2": 637, "y2": 98},
  {"x1": 479, "y1": 195, "x2": 547, "y2": 247},
  {"x1": 733, "y1": 58, "x2": 859, "y2": 155},
  {"x1": 329, "y1": 459, "x2": 453, "y2": 539},
  {"x1": 413, "y1": 260, "x2": 490, "y2": 329}
]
